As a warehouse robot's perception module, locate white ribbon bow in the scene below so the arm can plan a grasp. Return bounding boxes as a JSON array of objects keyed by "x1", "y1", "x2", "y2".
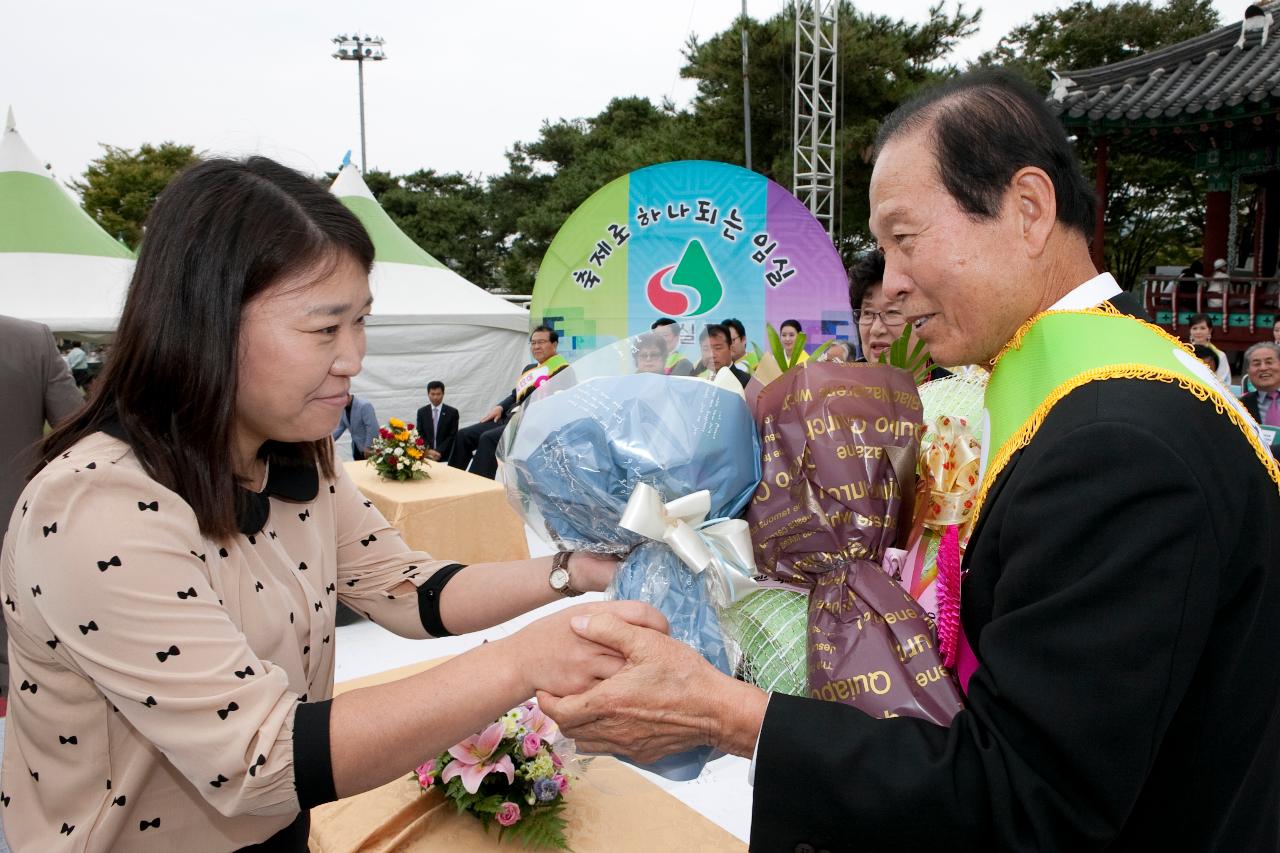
[{"x1": 618, "y1": 482, "x2": 758, "y2": 606}]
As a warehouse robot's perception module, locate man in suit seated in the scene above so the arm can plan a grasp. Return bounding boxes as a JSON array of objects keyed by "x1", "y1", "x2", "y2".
[
  {"x1": 695, "y1": 324, "x2": 750, "y2": 388},
  {"x1": 1241, "y1": 342, "x2": 1280, "y2": 454},
  {"x1": 450, "y1": 325, "x2": 568, "y2": 479},
  {"x1": 541, "y1": 70, "x2": 1280, "y2": 851},
  {"x1": 415, "y1": 380, "x2": 459, "y2": 462}
]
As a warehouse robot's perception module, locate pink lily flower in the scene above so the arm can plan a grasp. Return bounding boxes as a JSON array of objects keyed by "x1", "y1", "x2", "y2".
[
  {"x1": 519, "y1": 702, "x2": 560, "y2": 742},
  {"x1": 441, "y1": 722, "x2": 515, "y2": 794}
]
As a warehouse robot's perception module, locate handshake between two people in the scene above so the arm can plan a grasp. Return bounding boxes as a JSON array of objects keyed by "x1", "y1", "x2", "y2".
[{"x1": 516, "y1": 599, "x2": 770, "y2": 766}]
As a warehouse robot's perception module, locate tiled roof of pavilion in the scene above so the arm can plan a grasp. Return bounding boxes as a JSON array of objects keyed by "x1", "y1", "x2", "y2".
[{"x1": 1048, "y1": 3, "x2": 1280, "y2": 128}]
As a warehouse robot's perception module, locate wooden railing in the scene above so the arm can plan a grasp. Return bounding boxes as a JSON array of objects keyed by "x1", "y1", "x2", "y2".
[{"x1": 1141, "y1": 275, "x2": 1280, "y2": 348}]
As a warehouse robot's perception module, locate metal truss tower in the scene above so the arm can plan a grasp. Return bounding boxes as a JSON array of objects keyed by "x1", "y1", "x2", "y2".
[{"x1": 792, "y1": 0, "x2": 838, "y2": 241}]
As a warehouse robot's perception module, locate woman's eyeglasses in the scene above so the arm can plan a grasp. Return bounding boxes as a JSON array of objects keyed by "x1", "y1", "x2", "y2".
[{"x1": 854, "y1": 309, "x2": 907, "y2": 329}]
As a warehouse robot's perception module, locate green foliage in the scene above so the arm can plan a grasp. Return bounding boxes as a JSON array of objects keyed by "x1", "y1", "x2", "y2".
[
  {"x1": 879, "y1": 326, "x2": 932, "y2": 385},
  {"x1": 501, "y1": 801, "x2": 570, "y2": 850},
  {"x1": 71, "y1": 142, "x2": 199, "y2": 249}
]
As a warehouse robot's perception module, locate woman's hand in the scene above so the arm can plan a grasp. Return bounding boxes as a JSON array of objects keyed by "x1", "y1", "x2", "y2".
[
  {"x1": 505, "y1": 601, "x2": 668, "y2": 699},
  {"x1": 568, "y1": 551, "x2": 621, "y2": 593}
]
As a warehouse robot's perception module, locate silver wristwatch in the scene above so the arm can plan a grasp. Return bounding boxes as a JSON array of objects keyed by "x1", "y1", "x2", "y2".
[{"x1": 548, "y1": 551, "x2": 584, "y2": 597}]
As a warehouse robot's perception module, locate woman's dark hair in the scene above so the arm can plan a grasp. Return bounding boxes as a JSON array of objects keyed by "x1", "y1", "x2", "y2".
[
  {"x1": 1192, "y1": 344, "x2": 1218, "y2": 363},
  {"x1": 847, "y1": 250, "x2": 886, "y2": 311},
  {"x1": 780, "y1": 319, "x2": 802, "y2": 334},
  {"x1": 876, "y1": 69, "x2": 1095, "y2": 240},
  {"x1": 1189, "y1": 313, "x2": 1213, "y2": 327},
  {"x1": 38, "y1": 156, "x2": 375, "y2": 539}
]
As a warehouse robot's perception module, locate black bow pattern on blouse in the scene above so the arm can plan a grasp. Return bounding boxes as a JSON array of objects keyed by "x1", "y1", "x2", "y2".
[
  {"x1": 79, "y1": 621, "x2": 99, "y2": 635},
  {"x1": 298, "y1": 509, "x2": 310, "y2": 521},
  {"x1": 30, "y1": 585, "x2": 41, "y2": 597},
  {"x1": 1, "y1": 792, "x2": 9, "y2": 807},
  {"x1": 360, "y1": 533, "x2": 377, "y2": 547},
  {"x1": 190, "y1": 551, "x2": 206, "y2": 562},
  {"x1": 139, "y1": 818, "x2": 160, "y2": 831},
  {"x1": 4, "y1": 596, "x2": 13, "y2": 612},
  {"x1": 46, "y1": 637, "x2": 58, "y2": 650},
  {"x1": 297, "y1": 561, "x2": 308, "y2": 571},
  {"x1": 19, "y1": 680, "x2": 36, "y2": 694},
  {"x1": 137, "y1": 501, "x2": 158, "y2": 511},
  {"x1": 217, "y1": 702, "x2": 239, "y2": 720},
  {"x1": 177, "y1": 587, "x2": 197, "y2": 600},
  {"x1": 210, "y1": 774, "x2": 228, "y2": 788},
  {"x1": 97, "y1": 555, "x2": 121, "y2": 572},
  {"x1": 235, "y1": 666, "x2": 255, "y2": 679},
  {"x1": 155, "y1": 645, "x2": 180, "y2": 663},
  {"x1": 59, "y1": 735, "x2": 77, "y2": 745},
  {"x1": 325, "y1": 582, "x2": 336, "y2": 594},
  {"x1": 42, "y1": 523, "x2": 57, "y2": 537},
  {"x1": 59, "y1": 822, "x2": 73, "y2": 835},
  {"x1": 247, "y1": 754, "x2": 267, "y2": 777},
  {"x1": 113, "y1": 795, "x2": 126, "y2": 807},
  {"x1": 142, "y1": 695, "x2": 157, "y2": 708}
]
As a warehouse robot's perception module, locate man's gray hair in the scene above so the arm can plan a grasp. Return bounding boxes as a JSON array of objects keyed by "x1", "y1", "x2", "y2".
[{"x1": 1245, "y1": 341, "x2": 1280, "y2": 362}]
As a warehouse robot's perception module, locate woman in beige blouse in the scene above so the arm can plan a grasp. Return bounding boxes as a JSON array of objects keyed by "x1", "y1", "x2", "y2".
[{"x1": 0, "y1": 157, "x2": 664, "y2": 852}]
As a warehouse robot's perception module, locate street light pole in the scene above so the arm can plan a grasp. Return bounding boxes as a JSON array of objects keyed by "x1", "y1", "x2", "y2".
[{"x1": 331, "y1": 33, "x2": 386, "y2": 173}]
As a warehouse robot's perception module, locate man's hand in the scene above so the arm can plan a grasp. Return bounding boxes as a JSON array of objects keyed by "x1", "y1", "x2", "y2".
[
  {"x1": 479, "y1": 405, "x2": 505, "y2": 424},
  {"x1": 537, "y1": 613, "x2": 769, "y2": 763},
  {"x1": 425, "y1": 449, "x2": 442, "y2": 461},
  {"x1": 505, "y1": 602, "x2": 668, "y2": 701}
]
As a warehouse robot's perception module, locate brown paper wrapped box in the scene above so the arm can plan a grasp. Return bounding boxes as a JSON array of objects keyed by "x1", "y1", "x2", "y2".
[{"x1": 745, "y1": 361, "x2": 963, "y2": 725}]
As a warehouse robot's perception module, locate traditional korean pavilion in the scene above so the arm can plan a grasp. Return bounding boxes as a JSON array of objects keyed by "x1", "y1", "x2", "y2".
[{"x1": 1048, "y1": 2, "x2": 1280, "y2": 352}]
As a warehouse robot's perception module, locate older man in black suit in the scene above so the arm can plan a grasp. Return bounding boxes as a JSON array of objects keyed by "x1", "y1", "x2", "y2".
[
  {"x1": 415, "y1": 380, "x2": 459, "y2": 463},
  {"x1": 541, "y1": 70, "x2": 1280, "y2": 851}
]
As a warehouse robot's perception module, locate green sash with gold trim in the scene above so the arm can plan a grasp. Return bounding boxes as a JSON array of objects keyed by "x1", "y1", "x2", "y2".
[
  {"x1": 974, "y1": 308, "x2": 1280, "y2": 531},
  {"x1": 514, "y1": 354, "x2": 569, "y2": 404}
]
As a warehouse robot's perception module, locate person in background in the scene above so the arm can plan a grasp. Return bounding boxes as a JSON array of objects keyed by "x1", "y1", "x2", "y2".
[
  {"x1": 332, "y1": 392, "x2": 378, "y2": 460},
  {"x1": 632, "y1": 332, "x2": 668, "y2": 375},
  {"x1": 721, "y1": 317, "x2": 755, "y2": 373},
  {"x1": 61, "y1": 339, "x2": 89, "y2": 387},
  {"x1": 848, "y1": 249, "x2": 950, "y2": 380},
  {"x1": 1193, "y1": 344, "x2": 1220, "y2": 375},
  {"x1": 815, "y1": 339, "x2": 853, "y2": 363},
  {"x1": 1241, "y1": 342, "x2": 1280, "y2": 433},
  {"x1": 1187, "y1": 313, "x2": 1233, "y2": 386},
  {"x1": 415, "y1": 381, "x2": 459, "y2": 463},
  {"x1": 1273, "y1": 316, "x2": 1280, "y2": 345},
  {"x1": 695, "y1": 324, "x2": 750, "y2": 388},
  {"x1": 451, "y1": 326, "x2": 568, "y2": 479},
  {"x1": 1205, "y1": 258, "x2": 1230, "y2": 307},
  {"x1": 0, "y1": 156, "x2": 660, "y2": 851},
  {"x1": 778, "y1": 319, "x2": 807, "y2": 363},
  {"x1": 0, "y1": 315, "x2": 83, "y2": 710},
  {"x1": 649, "y1": 318, "x2": 696, "y2": 376}
]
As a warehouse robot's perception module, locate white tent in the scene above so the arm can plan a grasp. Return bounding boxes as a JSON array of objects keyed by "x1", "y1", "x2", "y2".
[
  {"x1": 0, "y1": 108, "x2": 134, "y2": 339},
  {"x1": 330, "y1": 164, "x2": 530, "y2": 431}
]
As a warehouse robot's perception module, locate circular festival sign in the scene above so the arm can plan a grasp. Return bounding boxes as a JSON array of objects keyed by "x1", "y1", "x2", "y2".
[{"x1": 531, "y1": 160, "x2": 853, "y2": 357}]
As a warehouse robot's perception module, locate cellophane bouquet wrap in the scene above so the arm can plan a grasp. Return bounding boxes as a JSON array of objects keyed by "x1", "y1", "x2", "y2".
[
  {"x1": 499, "y1": 343, "x2": 762, "y2": 779},
  {"x1": 739, "y1": 361, "x2": 963, "y2": 724}
]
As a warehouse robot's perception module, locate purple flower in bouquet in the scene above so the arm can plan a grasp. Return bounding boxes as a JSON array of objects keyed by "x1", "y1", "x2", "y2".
[
  {"x1": 497, "y1": 802, "x2": 522, "y2": 827},
  {"x1": 441, "y1": 722, "x2": 516, "y2": 794},
  {"x1": 533, "y1": 778, "x2": 560, "y2": 803}
]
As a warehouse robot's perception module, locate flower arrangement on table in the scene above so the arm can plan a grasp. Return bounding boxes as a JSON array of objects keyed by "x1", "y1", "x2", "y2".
[
  {"x1": 415, "y1": 701, "x2": 578, "y2": 850},
  {"x1": 367, "y1": 417, "x2": 431, "y2": 481}
]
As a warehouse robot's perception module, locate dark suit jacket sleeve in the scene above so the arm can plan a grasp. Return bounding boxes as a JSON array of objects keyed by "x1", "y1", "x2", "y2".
[
  {"x1": 752, "y1": 417, "x2": 1221, "y2": 852},
  {"x1": 1242, "y1": 392, "x2": 1260, "y2": 422},
  {"x1": 40, "y1": 325, "x2": 82, "y2": 424},
  {"x1": 436, "y1": 405, "x2": 459, "y2": 461},
  {"x1": 415, "y1": 406, "x2": 433, "y2": 447},
  {"x1": 497, "y1": 363, "x2": 536, "y2": 416}
]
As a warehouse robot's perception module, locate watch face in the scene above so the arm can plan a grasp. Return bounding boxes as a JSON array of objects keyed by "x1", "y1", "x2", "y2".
[{"x1": 550, "y1": 567, "x2": 570, "y2": 589}]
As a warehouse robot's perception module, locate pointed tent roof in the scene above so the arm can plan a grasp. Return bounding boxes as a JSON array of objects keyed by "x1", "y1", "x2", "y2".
[
  {"x1": 0, "y1": 108, "x2": 133, "y2": 259},
  {"x1": 329, "y1": 164, "x2": 527, "y2": 331},
  {"x1": 0, "y1": 109, "x2": 134, "y2": 336}
]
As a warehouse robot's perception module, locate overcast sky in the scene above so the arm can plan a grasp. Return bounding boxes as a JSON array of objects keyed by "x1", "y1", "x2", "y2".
[{"x1": 1, "y1": 1, "x2": 1251, "y2": 187}]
